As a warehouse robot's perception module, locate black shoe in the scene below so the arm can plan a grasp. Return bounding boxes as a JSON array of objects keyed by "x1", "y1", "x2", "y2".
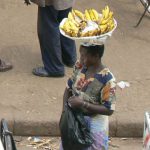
[
  {"x1": 0, "y1": 60, "x2": 13, "y2": 72},
  {"x1": 32, "y1": 67, "x2": 64, "y2": 77}
]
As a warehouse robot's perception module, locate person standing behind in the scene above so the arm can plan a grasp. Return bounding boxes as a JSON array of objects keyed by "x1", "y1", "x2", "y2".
[{"x1": 24, "y1": 0, "x2": 77, "y2": 77}]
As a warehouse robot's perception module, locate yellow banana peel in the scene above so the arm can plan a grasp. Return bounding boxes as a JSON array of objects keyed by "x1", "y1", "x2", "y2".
[
  {"x1": 85, "y1": 9, "x2": 91, "y2": 21},
  {"x1": 89, "y1": 9, "x2": 95, "y2": 21},
  {"x1": 104, "y1": 5, "x2": 110, "y2": 19},
  {"x1": 92, "y1": 9, "x2": 99, "y2": 21},
  {"x1": 74, "y1": 9, "x2": 85, "y2": 20}
]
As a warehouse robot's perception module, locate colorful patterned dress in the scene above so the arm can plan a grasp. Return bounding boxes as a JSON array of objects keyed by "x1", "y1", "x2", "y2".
[{"x1": 60, "y1": 64, "x2": 116, "y2": 150}]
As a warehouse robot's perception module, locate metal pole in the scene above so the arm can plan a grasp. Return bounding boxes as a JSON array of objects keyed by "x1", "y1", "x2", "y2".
[{"x1": 135, "y1": 0, "x2": 150, "y2": 27}]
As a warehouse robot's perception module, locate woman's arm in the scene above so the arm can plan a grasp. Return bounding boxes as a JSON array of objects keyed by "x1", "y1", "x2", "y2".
[
  {"x1": 83, "y1": 102, "x2": 114, "y2": 116},
  {"x1": 68, "y1": 96, "x2": 114, "y2": 116}
]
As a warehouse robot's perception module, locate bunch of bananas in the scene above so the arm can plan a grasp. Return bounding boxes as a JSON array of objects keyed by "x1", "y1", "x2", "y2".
[
  {"x1": 85, "y1": 9, "x2": 99, "y2": 22},
  {"x1": 60, "y1": 6, "x2": 115, "y2": 37},
  {"x1": 60, "y1": 19, "x2": 79, "y2": 37},
  {"x1": 60, "y1": 9, "x2": 87, "y2": 37},
  {"x1": 99, "y1": 6, "x2": 115, "y2": 34}
]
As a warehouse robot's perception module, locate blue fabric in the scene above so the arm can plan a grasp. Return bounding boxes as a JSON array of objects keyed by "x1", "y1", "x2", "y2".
[
  {"x1": 94, "y1": 72, "x2": 113, "y2": 85},
  {"x1": 81, "y1": 66, "x2": 87, "y2": 74},
  {"x1": 67, "y1": 78, "x2": 73, "y2": 89},
  {"x1": 38, "y1": 6, "x2": 76, "y2": 74},
  {"x1": 103, "y1": 101, "x2": 111, "y2": 110}
]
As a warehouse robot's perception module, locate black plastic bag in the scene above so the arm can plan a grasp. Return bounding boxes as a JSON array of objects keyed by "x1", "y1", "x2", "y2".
[
  {"x1": 59, "y1": 104, "x2": 93, "y2": 150},
  {"x1": 0, "y1": 119, "x2": 17, "y2": 150}
]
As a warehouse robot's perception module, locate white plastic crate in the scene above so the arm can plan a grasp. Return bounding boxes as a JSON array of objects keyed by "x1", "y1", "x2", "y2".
[{"x1": 143, "y1": 112, "x2": 150, "y2": 150}]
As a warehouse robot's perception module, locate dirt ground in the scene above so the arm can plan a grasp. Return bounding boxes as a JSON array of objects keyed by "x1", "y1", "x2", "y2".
[
  {"x1": 0, "y1": 0, "x2": 150, "y2": 137},
  {"x1": 16, "y1": 137, "x2": 143, "y2": 150}
]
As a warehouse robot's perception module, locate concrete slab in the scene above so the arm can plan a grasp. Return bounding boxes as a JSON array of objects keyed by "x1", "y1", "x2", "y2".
[{"x1": 0, "y1": 0, "x2": 150, "y2": 137}]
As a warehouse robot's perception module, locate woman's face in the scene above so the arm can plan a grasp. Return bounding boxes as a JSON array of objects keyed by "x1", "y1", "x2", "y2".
[{"x1": 80, "y1": 47, "x2": 98, "y2": 67}]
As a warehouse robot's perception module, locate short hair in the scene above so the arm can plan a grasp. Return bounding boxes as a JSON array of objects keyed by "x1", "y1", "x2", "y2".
[{"x1": 81, "y1": 44, "x2": 104, "y2": 58}]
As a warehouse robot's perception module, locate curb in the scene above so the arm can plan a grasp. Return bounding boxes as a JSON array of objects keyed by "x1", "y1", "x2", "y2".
[{"x1": 4, "y1": 117, "x2": 143, "y2": 137}]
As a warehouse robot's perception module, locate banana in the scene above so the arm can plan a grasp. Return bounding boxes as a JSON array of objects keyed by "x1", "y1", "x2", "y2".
[
  {"x1": 68, "y1": 20, "x2": 79, "y2": 31},
  {"x1": 62, "y1": 19, "x2": 77, "y2": 36},
  {"x1": 89, "y1": 9, "x2": 95, "y2": 21},
  {"x1": 102, "y1": 9, "x2": 105, "y2": 18},
  {"x1": 100, "y1": 11, "x2": 114, "y2": 25},
  {"x1": 80, "y1": 31, "x2": 89, "y2": 37},
  {"x1": 61, "y1": 23, "x2": 72, "y2": 36},
  {"x1": 109, "y1": 23, "x2": 115, "y2": 31},
  {"x1": 68, "y1": 13, "x2": 80, "y2": 27},
  {"x1": 104, "y1": 6, "x2": 110, "y2": 19},
  {"x1": 60, "y1": 26, "x2": 65, "y2": 31},
  {"x1": 100, "y1": 18, "x2": 109, "y2": 25},
  {"x1": 107, "y1": 20, "x2": 115, "y2": 31},
  {"x1": 92, "y1": 9, "x2": 99, "y2": 21},
  {"x1": 62, "y1": 6, "x2": 115, "y2": 37},
  {"x1": 71, "y1": 9, "x2": 76, "y2": 17},
  {"x1": 108, "y1": 11, "x2": 114, "y2": 19},
  {"x1": 74, "y1": 9, "x2": 85, "y2": 20},
  {"x1": 108, "y1": 19, "x2": 114, "y2": 25},
  {"x1": 63, "y1": 20, "x2": 71, "y2": 30},
  {"x1": 97, "y1": 29, "x2": 101, "y2": 35},
  {"x1": 85, "y1": 9, "x2": 91, "y2": 21},
  {"x1": 68, "y1": 12, "x2": 75, "y2": 21},
  {"x1": 72, "y1": 19, "x2": 80, "y2": 27},
  {"x1": 99, "y1": 24, "x2": 108, "y2": 34}
]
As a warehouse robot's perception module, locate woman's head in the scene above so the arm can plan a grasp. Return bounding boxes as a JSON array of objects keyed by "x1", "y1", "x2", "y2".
[{"x1": 80, "y1": 44, "x2": 104, "y2": 67}]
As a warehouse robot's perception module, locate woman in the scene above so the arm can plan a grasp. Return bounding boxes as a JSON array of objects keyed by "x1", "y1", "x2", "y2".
[{"x1": 60, "y1": 43, "x2": 116, "y2": 150}]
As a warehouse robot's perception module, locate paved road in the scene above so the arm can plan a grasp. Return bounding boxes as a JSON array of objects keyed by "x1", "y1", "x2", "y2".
[
  {"x1": 16, "y1": 137, "x2": 143, "y2": 150},
  {"x1": 0, "y1": 0, "x2": 149, "y2": 137}
]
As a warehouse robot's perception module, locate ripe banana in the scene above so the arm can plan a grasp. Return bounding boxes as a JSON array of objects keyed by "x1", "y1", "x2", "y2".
[
  {"x1": 68, "y1": 20, "x2": 79, "y2": 31},
  {"x1": 85, "y1": 9, "x2": 91, "y2": 21},
  {"x1": 68, "y1": 13, "x2": 80, "y2": 27},
  {"x1": 100, "y1": 11, "x2": 113, "y2": 25},
  {"x1": 107, "y1": 19, "x2": 115, "y2": 31},
  {"x1": 89, "y1": 9, "x2": 95, "y2": 21},
  {"x1": 99, "y1": 24, "x2": 108, "y2": 34},
  {"x1": 104, "y1": 6, "x2": 110, "y2": 19},
  {"x1": 108, "y1": 11, "x2": 113, "y2": 19},
  {"x1": 74, "y1": 9, "x2": 85, "y2": 20},
  {"x1": 63, "y1": 20, "x2": 71, "y2": 30},
  {"x1": 109, "y1": 24, "x2": 115, "y2": 31},
  {"x1": 102, "y1": 9, "x2": 105, "y2": 18},
  {"x1": 71, "y1": 9, "x2": 76, "y2": 17},
  {"x1": 68, "y1": 12, "x2": 75, "y2": 21},
  {"x1": 61, "y1": 6, "x2": 115, "y2": 37},
  {"x1": 92, "y1": 9, "x2": 99, "y2": 21}
]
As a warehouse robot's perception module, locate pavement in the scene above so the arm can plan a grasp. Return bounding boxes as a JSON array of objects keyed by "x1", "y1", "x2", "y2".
[
  {"x1": 16, "y1": 137, "x2": 143, "y2": 150},
  {"x1": 0, "y1": 0, "x2": 150, "y2": 137}
]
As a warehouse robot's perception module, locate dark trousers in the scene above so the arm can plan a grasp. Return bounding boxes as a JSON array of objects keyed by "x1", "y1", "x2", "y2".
[{"x1": 38, "y1": 6, "x2": 77, "y2": 74}]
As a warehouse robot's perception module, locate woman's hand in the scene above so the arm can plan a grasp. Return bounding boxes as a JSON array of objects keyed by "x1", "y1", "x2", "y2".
[{"x1": 68, "y1": 96, "x2": 83, "y2": 109}]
